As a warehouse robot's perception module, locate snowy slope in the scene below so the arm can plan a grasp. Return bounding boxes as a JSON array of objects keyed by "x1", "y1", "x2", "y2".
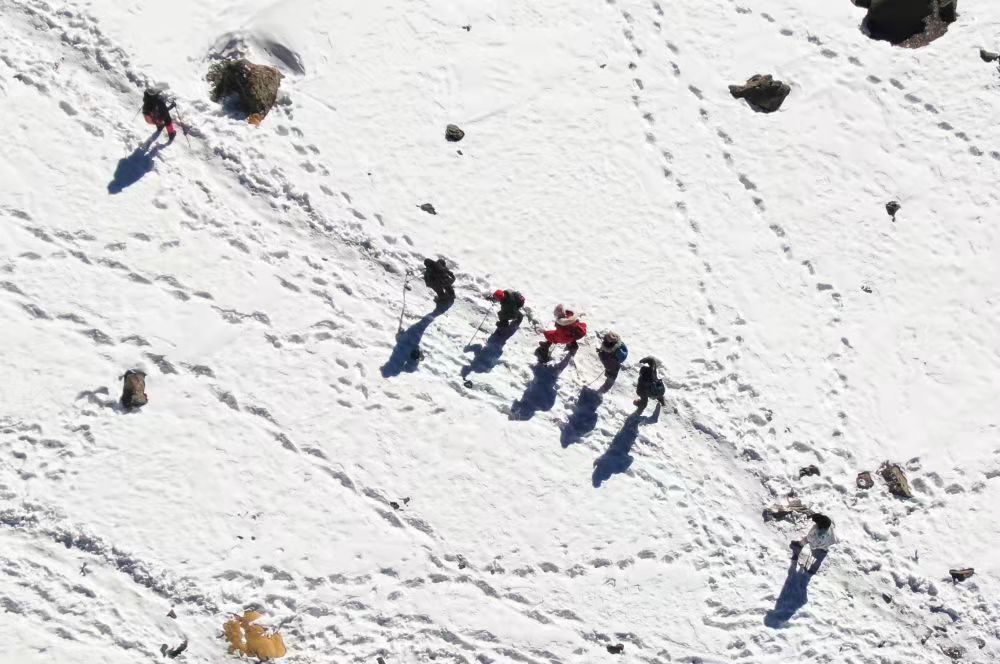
[{"x1": 2, "y1": 0, "x2": 999, "y2": 662}]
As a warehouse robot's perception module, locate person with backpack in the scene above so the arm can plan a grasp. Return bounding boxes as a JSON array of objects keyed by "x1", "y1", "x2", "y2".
[
  {"x1": 142, "y1": 88, "x2": 178, "y2": 143},
  {"x1": 423, "y1": 258, "x2": 456, "y2": 304},
  {"x1": 489, "y1": 289, "x2": 525, "y2": 328},
  {"x1": 791, "y1": 513, "x2": 838, "y2": 574},
  {"x1": 535, "y1": 304, "x2": 587, "y2": 362},
  {"x1": 596, "y1": 332, "x2": 628, "y2": 390},
  {"x1": 634, "y1": 356, "x2": 666, "y2": 412}
]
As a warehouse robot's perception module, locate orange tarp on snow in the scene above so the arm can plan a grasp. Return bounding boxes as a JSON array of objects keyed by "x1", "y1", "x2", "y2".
[{"x1": 223, "y1": 610, "x2": 287, "y2": 659}]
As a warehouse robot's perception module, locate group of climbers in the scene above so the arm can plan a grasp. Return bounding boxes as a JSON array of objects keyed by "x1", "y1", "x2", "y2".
[{"x1": 420, "y1": 257, "x2": 667, "y2": 413}]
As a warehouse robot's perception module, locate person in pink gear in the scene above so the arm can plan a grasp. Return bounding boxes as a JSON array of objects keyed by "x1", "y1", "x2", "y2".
[
  {"x1": 142, "y1": 88, "x2": 178, "y2": 143},
  {"x1": 536, "y1": 304, "x2": 587, "y2": 362}
]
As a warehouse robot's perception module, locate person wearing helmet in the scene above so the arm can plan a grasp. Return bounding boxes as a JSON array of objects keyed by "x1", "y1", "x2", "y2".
[{"x1": 488, "y1": 289, "x2": 525, "y2": 328}]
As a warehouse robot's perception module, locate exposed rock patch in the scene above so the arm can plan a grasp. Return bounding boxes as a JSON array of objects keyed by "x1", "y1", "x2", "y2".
[{"x1": 729, "y1": 75, "x2": 790, "y2": 113}]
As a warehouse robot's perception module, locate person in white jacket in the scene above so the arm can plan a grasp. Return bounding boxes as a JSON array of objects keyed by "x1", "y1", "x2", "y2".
[{"x1": 791, "y1": 513, "x2": 838, "y2": 574}]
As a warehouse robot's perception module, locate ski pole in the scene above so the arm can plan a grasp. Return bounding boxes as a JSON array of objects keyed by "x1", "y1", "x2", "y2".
[
  {"x1": 465, "y1": 305, "x2": 494, "y2": 349},
  {"x1": 172, "y1": 105, "x2": 193, "y2": 148},
  {"x1": 397, "y1": 271, "x2": 412, "y2": 333}
]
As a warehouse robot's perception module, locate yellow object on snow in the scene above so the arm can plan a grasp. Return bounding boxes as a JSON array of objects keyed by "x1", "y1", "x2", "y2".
[{"x1": 223, "y1": 610, "x2": 287, "y2": 659}]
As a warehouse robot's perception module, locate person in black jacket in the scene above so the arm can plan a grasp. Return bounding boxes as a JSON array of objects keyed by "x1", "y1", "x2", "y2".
[
  {"x1": 489, "y1": 289, "x2": 525, "y2": 328},
  {"x1": 423, "y1": 258, "x2": 455, "y2": 303},
  {"x1": 634, "y1": 356, "x2": 666, "y2": 413},
  {"x1": 142, "y1": 88, "x2": 178, "y2": 143}
]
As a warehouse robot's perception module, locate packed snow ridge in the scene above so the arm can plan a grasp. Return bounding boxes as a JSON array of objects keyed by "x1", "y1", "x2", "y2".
[{"x1": 2, "y1": 0, "x2": 999, "y2": 663}]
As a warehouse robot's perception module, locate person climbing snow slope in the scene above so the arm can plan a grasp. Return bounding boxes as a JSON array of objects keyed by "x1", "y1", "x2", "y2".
[
  {"x1": 423, "y1": 258, "x2": 455, "y2": 304},
  {"x1": 596, "y1": 332, "x2": 628, "y2": 391},
  {"x1": 489, "y1": 289, "x2": 525, "y2": 328},
  {"x1": 791, "y1": 513, "x2": 838, "y2": 575},
  {"x1": 536, "y1": 304, "x2": 587, "y2": 362},
  {"x1": 142, "y1": 88, "x2": 178, "y2": 143},
  {"x1": 634, "y1": 356, "x2": 666, "y2": 413}
]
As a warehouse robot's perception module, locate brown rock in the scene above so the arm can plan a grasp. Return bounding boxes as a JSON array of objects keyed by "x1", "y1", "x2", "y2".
[
  {"x1": 879, "y1": 462, "x2": 913, "y2": 498},
  {"x1": 207, "y1": 59, "x2": 284, "y2": 121},
  {"x1": 856, "y1": 471, "x2": 875, "y2": 490},
  {"x1": 120, "y1": 370, "x2": 148, "y2": 410}
]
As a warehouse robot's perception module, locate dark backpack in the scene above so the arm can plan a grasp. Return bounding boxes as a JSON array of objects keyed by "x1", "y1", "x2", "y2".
[{"x1": 507, "y1": 291, "x2": 525, "y2": 308}]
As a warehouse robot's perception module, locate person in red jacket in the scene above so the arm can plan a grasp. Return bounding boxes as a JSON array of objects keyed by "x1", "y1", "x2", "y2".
[{"x1": 535, "y1": 304, "x2": 587, "y2": 362}]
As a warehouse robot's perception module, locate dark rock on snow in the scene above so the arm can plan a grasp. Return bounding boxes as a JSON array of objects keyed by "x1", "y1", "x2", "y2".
[
  {"x1": 207, "y1": 59, "x2": 284, "y2": 121},
  {"x1": 856, "y1": 471, "x2": 875, "y2": 489},
  {"x1": 166, "y1": 639, "x2": 188, "y2": 659},
  {"x1": 942, "y1": 644, "x2": 966, "y2": 660},
  {"x1": 445, "y1": 124, "x2": 465, "y2": 142},
  {"x1": 607, "y1": 644, "x2": 625, "y2": 654},
  {"x1": 799, "y1": 465, "x2": 820, "y2": 478},
  {"x1": 729, "y1": 74, "x2": 791, "y2": 113},
  {"x1": 886, "y1": 200, "x2": 901, "y2": 219},
  {"x1": 981, "y1": 49, "x2": 1000, "y2": 63},
  {"x1": 949, "y1": 567, "x2": 975, "y2": 582},
  {"x1": 419, "y1": 203, "x2": 437, "y2": 215},
  {"x1": 120, "y1": 369, "x2": 148, "y2": 410},
  {"x1": 860, "y1": 0, "x2": 958, "y2": 47},
  {"x1": 879, "y1": 462, "x2": 913, "y2": 498}
]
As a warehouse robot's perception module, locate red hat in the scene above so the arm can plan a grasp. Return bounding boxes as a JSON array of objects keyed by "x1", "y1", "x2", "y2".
[{"x1": 493, "y1": 289, "x2": 505, "y2": 300}]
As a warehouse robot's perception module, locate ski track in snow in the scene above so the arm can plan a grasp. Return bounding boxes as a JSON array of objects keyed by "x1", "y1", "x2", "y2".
[{"x1": 2, "y1": 0, "x2": 999, "y2": 662}]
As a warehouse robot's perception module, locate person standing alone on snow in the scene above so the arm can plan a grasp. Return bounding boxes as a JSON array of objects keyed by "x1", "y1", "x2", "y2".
[
  {"x1": 791, "y1": 513, "x2": 838, "y2": 574},
  {"x1": 634, "y1": 356, "x2": 666, "y2": 413},
  {"x1": 596, "y1": 332, "x2": 628, "y2": 390},
  {"x1": 142, "y1": 88, "x2": 178, "y2": 143},
  {"x1": 536, "y1": 304, "x2": 587, "y2": 362},
  {"x1": 423, "y1": 258, "x2": 455, "y2": 304},
  {"x1": 489, "y1": 289, "x2": 525, "y2": 328}
]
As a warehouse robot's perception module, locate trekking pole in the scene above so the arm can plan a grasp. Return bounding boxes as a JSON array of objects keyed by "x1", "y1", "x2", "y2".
[
  {"x1": 172, "y1": 106, "x2": 193, "y2": 148},
  {"x1": 397, "y1": 271, "x2": 412, "y2": 333},
  {"x1": 464, "y1": 305, "x2": 495, "y2": 349}
]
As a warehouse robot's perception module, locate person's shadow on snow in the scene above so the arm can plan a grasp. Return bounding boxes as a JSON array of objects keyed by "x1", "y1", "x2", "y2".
[
  {"x1": 591, "y1": 405, "x2": 660, "y2": 487},
  {"x1": 764, "y1": 556, "x2": 815, "y2": 628},
  {"x1": 107, "y1": 135, "x2": 165, "y2": 194},
  {"x1": 560, "y1": 386, "x2": 603, "y2": 448},
  {"x1": 381, "y1": 308, "x2": 443, "y2": 378},
  {"x1": 509, "y1": 349, "x2": 575, "y2": 421},
  {"x1": 461, "y1": 321, "x2": 519, "y2": 379}
]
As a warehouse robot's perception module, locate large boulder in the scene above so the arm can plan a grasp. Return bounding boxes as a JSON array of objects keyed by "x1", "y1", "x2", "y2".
[
  {"x1": 862, "y1": 0, "x2": 958, "y2": 46},
  {"x1": 866, "y1": 0, "x2": 934, "y2": 43},
  {"x1": 207, "y1": 59, "x2": 284, "y2": 122},
  {"x1": 729, "y1": 74, "x2": 791, "y2": 113}
]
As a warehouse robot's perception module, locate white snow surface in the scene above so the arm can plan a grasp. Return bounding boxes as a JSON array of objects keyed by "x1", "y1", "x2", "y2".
[{"x1": 2, "y1": 0, "x2": 999, "y2": 662}]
